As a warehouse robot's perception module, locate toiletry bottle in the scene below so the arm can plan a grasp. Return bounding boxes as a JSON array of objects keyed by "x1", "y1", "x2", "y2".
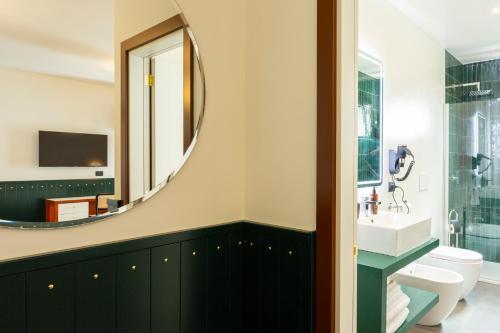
[{"x1": 371, "y1": 187, "x2": 378, "y2": 215}]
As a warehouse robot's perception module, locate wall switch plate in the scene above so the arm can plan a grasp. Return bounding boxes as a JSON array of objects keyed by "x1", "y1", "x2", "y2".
[
  {"x1": 95, "y1": 171, "x2": 104, "y2": 177},
  {"x1": 419, "y1": 173, "x2": 429, "y2": 192}
]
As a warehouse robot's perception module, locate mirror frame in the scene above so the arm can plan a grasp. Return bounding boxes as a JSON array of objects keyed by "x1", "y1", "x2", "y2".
[{"x1": 357, "y1": 51, "x2": 383, "y2": 188}]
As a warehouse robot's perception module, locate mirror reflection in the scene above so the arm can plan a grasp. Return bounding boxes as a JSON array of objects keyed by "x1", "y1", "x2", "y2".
[
  {"x1": 358, "y1": 53, "x2": 383, "y2": 187},
  {"x1": 125, "y1": 19, "x2": 204, "y2": 203},
  {"x1": 0, "y1": 2, "x2": 205, "y2": 227}
]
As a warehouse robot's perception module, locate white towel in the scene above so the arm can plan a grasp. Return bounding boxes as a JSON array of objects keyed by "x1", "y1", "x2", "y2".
[
  {"x1": 387, "y1": 274, "x2": 397, "y2": 285},
  {"x1": 387, "y1": 293, "x2": 410, "y2": 323},
  {"x1": 387, "y1": 285, "x2": 403, "y2": 308},
  {"x1": 386, "y1": 307, "x2": 409, "y2": 333},
  {"x1": 387, "y1": 281, "x2": 400, "y2": 298},
  {"x1": 387, "y1": 291, "x2": 404, "y2": 315}
]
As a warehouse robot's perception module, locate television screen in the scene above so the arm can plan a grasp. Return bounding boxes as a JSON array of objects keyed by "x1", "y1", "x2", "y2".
[{"x1": 39, "y1": 131, "x2": 108, "y2": 167}]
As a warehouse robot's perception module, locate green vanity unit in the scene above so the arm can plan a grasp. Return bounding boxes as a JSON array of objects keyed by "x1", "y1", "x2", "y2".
[{"x1": 357, "y1": 238, "x2": 440, "y2": 333}]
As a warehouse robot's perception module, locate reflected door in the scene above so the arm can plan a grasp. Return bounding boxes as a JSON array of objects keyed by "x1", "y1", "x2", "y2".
[
  {"x1": 128, "y1": 27, "x2": 196, "y2": 202},
  {"x1": 151, "y1": 45, "x2": 184, "y2": 188}
]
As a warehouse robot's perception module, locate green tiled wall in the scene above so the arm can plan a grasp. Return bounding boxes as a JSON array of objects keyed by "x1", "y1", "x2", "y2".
[
  {"x1": 358, "y1": 71, "x2": 381, "y2": 185},
  {"x1": 446, "y1": 51, "x2": 500, "y2": 104},
  {"x1": 445, "y1": 51, "x2": 464, "y2": 104},
  {"x1": 0, "y1": 178, "x2": 115, "y2": 222}
]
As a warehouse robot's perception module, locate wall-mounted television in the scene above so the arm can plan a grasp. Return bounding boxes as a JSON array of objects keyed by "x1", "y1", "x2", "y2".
[{"x1": 39, "y1": 131, "x2": 108, "y2": 167}]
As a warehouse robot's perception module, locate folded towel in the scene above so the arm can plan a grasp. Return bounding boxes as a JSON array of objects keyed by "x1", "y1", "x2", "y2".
[
  {"x1": 387, "y1": 286, "x2": 403, "y2": 307},
  {"x1": 387, "y1": 274, "x2": 396, "y2": 285},
  {"x1": 387, "y1": 290, "x2": 405, "y2": 312},
  {"x1": 386, "y1": 307, "x2": 409, "y2": 333},
  {"x1": 387, "y1": 281, "x2": 400, "y2": 297},
  {"x1": 387, "y1": 277, "x2": 393, "y2": 285},
  {"x1": 387, "y1": 293, "x2": 410, "y2": 323}
]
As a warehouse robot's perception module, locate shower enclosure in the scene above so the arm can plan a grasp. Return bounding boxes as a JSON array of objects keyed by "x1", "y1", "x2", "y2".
[{"x1": 447, "y1": 52, "x2": 500, "y2": 282}]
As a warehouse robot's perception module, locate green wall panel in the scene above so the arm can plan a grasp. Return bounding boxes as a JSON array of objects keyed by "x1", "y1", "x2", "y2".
[
  {"x1": 0, "y1": 222, "x2": 316, "y2": 333},
  {"x1": 0, "y1": 178, "x2": 114, "y2": 222}
]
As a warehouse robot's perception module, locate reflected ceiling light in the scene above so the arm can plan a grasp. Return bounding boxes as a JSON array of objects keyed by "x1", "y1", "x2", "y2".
[{"x1": 493, "y1": 7, "x2": 500, "y2": 14}]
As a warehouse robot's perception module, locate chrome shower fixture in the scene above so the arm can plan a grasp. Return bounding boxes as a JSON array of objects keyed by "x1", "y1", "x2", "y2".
[{"x1": 445, "y1": 81, "x2": 493, "y2": 98}]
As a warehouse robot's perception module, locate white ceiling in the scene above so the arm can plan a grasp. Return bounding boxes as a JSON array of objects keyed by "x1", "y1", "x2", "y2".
[
  {"x1": 387, "y1": 0, "x2": 500, "y2": 64},
  {"x1": 0, "y1": 0, "x2": 114, "y2": 83}
]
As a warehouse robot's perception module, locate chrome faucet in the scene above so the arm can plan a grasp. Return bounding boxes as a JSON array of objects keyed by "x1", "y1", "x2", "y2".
[
  {"x1": 388, "y1": 202, "x2": 404, "y2": 213},
  {"x1": 362, "y1": 197, "x2": 381, "y2": 217}
]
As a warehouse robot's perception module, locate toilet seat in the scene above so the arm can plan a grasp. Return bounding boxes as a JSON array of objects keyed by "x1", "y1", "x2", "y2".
[{"x1": 428, "y1": 246, "x2": 483, "y2": 264}]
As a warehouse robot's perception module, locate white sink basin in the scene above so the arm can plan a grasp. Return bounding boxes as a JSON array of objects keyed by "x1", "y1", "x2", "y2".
[{"x1": 358, "y1": 211, "x2": 431, "y2": 257}]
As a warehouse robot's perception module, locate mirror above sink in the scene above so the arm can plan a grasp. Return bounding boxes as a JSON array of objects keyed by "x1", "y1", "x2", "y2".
[
  {"x1": 357, "y1": 52, "x2": 383, "y2": 188},
  {"x1": 358, "y1": 212, "x2": 431, "y2": 257}
]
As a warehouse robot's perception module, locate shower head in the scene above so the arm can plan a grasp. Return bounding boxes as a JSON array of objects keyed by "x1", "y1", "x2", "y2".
[
  {"x1": 468, "y1": 89, "x2": 493, "y2": 98},
  {"x1": 446, "y1": 82, "x2": 493, "y2": 98}
]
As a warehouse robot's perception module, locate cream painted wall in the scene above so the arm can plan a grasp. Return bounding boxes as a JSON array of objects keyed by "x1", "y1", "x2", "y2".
[
  {"x1": 359, "y1": 0, "x2": 446, "y2": 239},
  {"x1": 113, "y1": 0, "x2": 246, "y2": 221},
  {"x1": 244, "y1": 0, "x2": 317, "y2": 231},
  {"x1": 0, "y1": 0, "x2": 245, "y2": 261},
  {"x1": 0, "y1": 0, "x2": 321, "y2": 257},
  {"x1": 0, "y1": 67, "x2": 115, "y2": 181}
]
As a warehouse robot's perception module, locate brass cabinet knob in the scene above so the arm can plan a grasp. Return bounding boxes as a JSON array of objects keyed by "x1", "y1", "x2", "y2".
[
  {"x1": 268, "y1": 246, "x2": 272, "y2": 251},
  {"x1": 93, "y1": 274, "x2": 99, "y2": 279},
  {"x1": 131, "y1": 265, "x2": 137, "y2": 271},
  {"x1": 216, "y1": 245, "x2": 221, "y2": 251},
  {"x1": 48, "y1": 284, "x2": 55, "y2": 290},
  {"x1": 288, "y1": 250, "x2": 293, "y2": 256},
  {"x1": 238, "y1": 241, "x2": 242, "y2": 246},
  {"x1": 164, "y1": 258, "x2": 169, "y2": 263},
  {"x1": 192, "y1": 251, "x2": 197, "y2": 256}
]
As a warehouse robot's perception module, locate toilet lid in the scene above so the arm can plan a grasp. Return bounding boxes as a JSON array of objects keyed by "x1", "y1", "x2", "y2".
[{"x1": 428, "y1": 246, "x2": 483, "y2": 264}]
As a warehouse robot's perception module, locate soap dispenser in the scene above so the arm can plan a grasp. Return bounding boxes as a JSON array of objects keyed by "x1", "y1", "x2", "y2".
[{"x1": 371, "y1": 187, "x2": 379, "y2": 215}]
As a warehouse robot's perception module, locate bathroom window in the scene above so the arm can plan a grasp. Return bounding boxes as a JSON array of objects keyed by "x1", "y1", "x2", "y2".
[{"x1": 358, "y1": 52, "x2": 383, "y2": 187}]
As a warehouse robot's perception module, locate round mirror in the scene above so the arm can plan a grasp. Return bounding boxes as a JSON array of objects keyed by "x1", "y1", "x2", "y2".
[{"x1": 0, "y1": 1, "x2": 205, "y2": 228}]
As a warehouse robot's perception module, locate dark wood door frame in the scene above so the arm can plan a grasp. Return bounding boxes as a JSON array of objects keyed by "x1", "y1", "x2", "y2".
[
  {"x1": 121, "y1": 14, "x2": 193, "y2": 204},
  {"x1": 316, "y1": 0, "x2": 337, "y2": 332},
  {"x1": 183, "y1": 29, "x2": 194, "y2": 153}
]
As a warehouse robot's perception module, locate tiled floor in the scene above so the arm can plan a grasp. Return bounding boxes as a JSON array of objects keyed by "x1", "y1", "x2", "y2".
[{"x1": 409, "y1": 282, "x2": 500, "y2": 333}]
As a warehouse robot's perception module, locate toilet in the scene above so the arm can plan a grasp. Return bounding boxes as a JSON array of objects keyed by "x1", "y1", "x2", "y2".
[
  {"x1": 394, "y1": 263, "x2": 463, "y2": 326},
  {"x1": 417, "y1": 246, "x2": 483, "y2": 299}
]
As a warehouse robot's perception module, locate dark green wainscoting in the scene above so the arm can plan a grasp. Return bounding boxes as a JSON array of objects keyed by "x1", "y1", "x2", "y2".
[
  {"x1": 0, "y1": 178, "x2": 115, "y2": 222},
  {"x1": 0, "y1": 221, "x2": 315, "y2": 333}
]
